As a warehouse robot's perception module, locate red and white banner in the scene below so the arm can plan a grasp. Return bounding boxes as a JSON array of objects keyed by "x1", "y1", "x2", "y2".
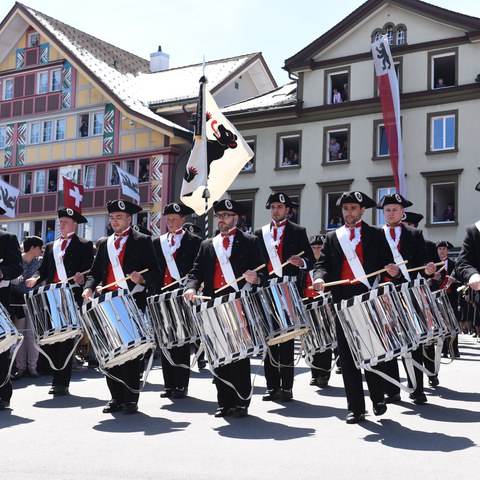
[
  {"x1": 372, "y1": 36, "x2": 406, "y2": 196},
  {"x1": 62, "y1": 176, "x2": 84, "y2": 212}
]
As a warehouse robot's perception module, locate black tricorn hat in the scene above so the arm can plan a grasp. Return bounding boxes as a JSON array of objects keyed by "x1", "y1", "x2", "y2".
[
  {"x1": 107, "y1": 199, "x2": 142, "y2": 215},
  {"x1": 336, "y1": 191, "x2": 376, "y2": 209},
  {"x1": 183, "y1": 222, "x2": 202, "y2": 235},
  {"x1": 132, "y1": 225, "x2": 152, "y2": 236},
  {"x1": 265, "y1": 192, "x2": 299, "y2": 209},
  {"x1": 57, "y1": 208, "x2": 87, "y2": 224},
  {"x1": 403, "y1": 212, "x2": 424, "y2": 227},
  {"x1": 309, "y1": 235, "x2": 325, "y2": 246},
  {"x1": 377, "y1": 193, "x2": 413, "y2": 209},
  {"x1": 0, "y1": 206, "x2": 5, "y2": 215},
  {"x1": 213, "y1": 199, "x2": 247, "y2": 216},
  {"x1": 162, "y1": 202, "x2": 194, "y2": 216},
  {"x1": 436, "y1": 240, "x2": 454, "y2": 249},
  {"x1": 476, "y1": 181, "x2": 480, "y2": 192}
]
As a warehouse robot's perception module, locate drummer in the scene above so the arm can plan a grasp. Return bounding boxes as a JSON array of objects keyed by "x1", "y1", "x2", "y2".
[
  {"x1": 152, "y1": 202, "x2": 202, "y2": 399},
  {"x1": 0, "y1": 205, "x2": 23, "y2": 411},
  {"x1": 254, "y1": 192, "x2": 314, "y2": 402},
  {"x1": 26, "y1": 207, "x2": 94, "y2": 397},
  {"x1": 312, "y1": 191, "x2": 398, "y2": 424},
  {"x1": 377, "y1": 194, "x2": 436, "y2": 405},
  {"x1": 184, "y1": 199, "x2": 267, "y2": 418},
  {"x1": 303, "y1": 235, "x2": 333, "y2": 388},
  {"x1": 82, "y1": 200, "x2": 160, "y2": 415}
]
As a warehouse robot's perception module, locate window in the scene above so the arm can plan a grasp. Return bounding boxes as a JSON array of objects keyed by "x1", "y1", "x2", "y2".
[
  {"x1": 78, "y1": 112, "x2": 103, "y2": 137},
  {"x1": 28, "y1": 32, "x2": 39, "y2": 48},
  {"x1": 23, "y1": 172, "x2": 32, "y2": 194},
  {"x1": 241, "y1": 137, "x2": 256, "y2": 173},
  {"x1": 317, "y1": 179, "x2": 353, "y2": 231},
  {"x1": 0, "y1": 127, "x2": 5, "y2": 149},
  {"x1": 2, "y1": 78, "x2": 13, "y2": 100},
  {"x1": 385, "y1": 24, "x2": 394, "y2": 45},
  {"x1": 429, "y1": 50, "x2": 457, "y2": 89},
  {"x1": 33, "y1": 170, "x2": 45, "y2": 194},
  {"x1": 93, "y1": 112, "x2": 104, "y2": 136},
  {"x1": 138, "y1": 158, "x2": 150, "y2": 183},
  {"x1": 427, "y1": 111, "x2": 457, "y2": 153},
  {"x1": 84, "y1": 165, "x2": 95, "y2": 189},
  {"x1": 227, "y1": 188, "x2": 259, "y2": 234},
  {"x1": 324, "y1": 126, "x2": 349, "y2": 164},
  {"x1": 37, "y1": 72, "x2": 48, "y2": 94},
  {"x1": 47, "y1": 170, "x2": 58, "y2": 192},
  {"x1": 30, "y1": 123, "x2": 40, "y2": 144},
  {"x1": 325, "y1": 68, "x2": 350, "y2": 105},
  {"x1": 79, "y1": 114, "x2": 89, "y2": 137},
  {"x1": 376, "y1": 186, "x2": 396, "y2": 225},
  {"x1": 396, "y1": 27, "x2": 406, "y2": 45},
  {"x1": 42, "y1": 120, "x2": 53, "y2": 143},
  {"x1": 110, "y1": 162, "x2": 120, "y2": 186},
  {"x1": 55, "y1": 119, "x2": 66, "y2": 141},
  {"x1": 51, "y1": 70, "x2": 61, "y2": 91},
  {"x1": 277, "y1": 132, "x2": 301, "y2": 169},
  {"x1": 124, "y1": 160, "x2": 135, "y2": 175},
  {"x1": 270, "y1": 184, "x2": 304, "y2": 224},
  {"x1": 372, "y1": 120, "x2": 390, "y2": 159}
]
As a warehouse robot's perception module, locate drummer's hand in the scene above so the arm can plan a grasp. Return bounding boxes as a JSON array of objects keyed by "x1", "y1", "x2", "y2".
[
  {"x1": 82, "y1": 288, "x2": 93, "y2": 302},
  {"x1": 424, "y1": 262, "x2": 436, "y2": 276},
  {"x1": 25, "y1": 277, "x2": 38, "y2": 288},
  {"x1": 129, "y1": 271, "x2": 144, "y2": 284},
  {"x1": 433, "y1": 272, "x2": 442, "y2": 281},
  {"x1": 446, "y1": 275, "x2": 457, "y2": 287},
  {"x1": 243, "y1": 270, "x2": 258, "y2": 285},
  {"x1": 183, "y1": 288, "x2": 196, "y2": 302},
  {"x1": 73, "y1": 272, "x2": 85, "y2": 285},
  {"x1": 312, "y1": 278, "x2": 325, "y2": 292},
  {"x1": 385, "y1": 263, "x2": 400, "y2": 277},
  {"x1": 95, "y1": 286, "x2": 103, "y2": 296},
  {"x1": 288, "y1": 255, "x2": 304, "y2": 268},
  {"x1": 468, "y1": 273, "x2": 480, "y2": 291}
]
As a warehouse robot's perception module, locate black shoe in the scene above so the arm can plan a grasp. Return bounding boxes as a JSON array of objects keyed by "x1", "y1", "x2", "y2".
[
  {"x1": 429, "y1": 375, "x2": 439, "y2": 387},
  {"x1": 11, "y1": 369, "x2": 26, "y2": 381},
  {"x1": 316, "y1": 377, "x2": 329, "y2": 388},
  {"x1": 309, "y1": 378, "x2": 318, "y2": 386},
  {"x1": 278, "y1": 389, "x2": 293, "y2": 402},
  {"x1": 262, "y1": 389, "x2": 281, "y2": 401},
  {"x1": 453, "y1": 352, "x2": 460, "y2": 358},
  {"x1": 232, "y1": 406, "x2": 248, "y2": 418},
  {"x1": 214, "y1": 407, "x2": 233, "y2": 418},
  {"x1": 160, "y1": 389, "x2": 173, "y2": 398},
  {"x1": 346, "y1": 411, "x2": 365, "y2": 424},
  {"x1": 385, "y1": 393, "x2": 401, "y2": 404},
  {"x1": 122, "y1": 402, "x2": 138, "y2": 414},
  {"x1": 409, "y1": 392, "x2": 427, "y2": 405},
  {"x1": 48, "y1": 385, "x2": 69, "y2": 396},
  {"x1": 373, "y1": 402, "x2": 387, "y2": 416},
  {"x1": 198, "y1": 359, "x2": 207, "y2": 370},
  {"x1": 0, "y1": 399, "x2": 10, "y2": 410},
  {"x1": 172, "y1": 387, "x2": 188, "y2": 399},
  {"x1": 335, "y1": 367, "x2": 342, "y2": 374},
  {"x1": 102, "y1": 400, "x2": 123, "y2": 413}
]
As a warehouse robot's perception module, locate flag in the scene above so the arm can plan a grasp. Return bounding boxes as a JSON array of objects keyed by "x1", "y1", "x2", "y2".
[
  {"x1": 180, "y1": 78, "x2": 254, "y2": 215},
  {"x1": 372, "y1": 35, "x2": 406, "y2": 196},
  {"x1": 62, "y1": 176, "x2": 84, "y2": 212},
  {"x1": 116, "y1": 165, "x2": 140, "y2": 203},
  {"x1": 0, "y1": 179, "x2": 20, "y2": 218}
]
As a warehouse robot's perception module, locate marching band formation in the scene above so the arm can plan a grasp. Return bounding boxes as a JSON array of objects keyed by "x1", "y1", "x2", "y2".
[{"x1": 0, "y1": 184, "x2": 479, "y2": 424}]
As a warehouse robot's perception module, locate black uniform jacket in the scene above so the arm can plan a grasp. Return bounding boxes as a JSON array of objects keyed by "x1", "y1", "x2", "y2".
[
  {"x1": 455, "y1": 224, "x2": 480, "y2": 285},
  {"x1": 185, "y1": 230, "x2": 267, "y2": 298},
  {"x1": 0, "y1": 231, "x2": 23, "y2": 314}
]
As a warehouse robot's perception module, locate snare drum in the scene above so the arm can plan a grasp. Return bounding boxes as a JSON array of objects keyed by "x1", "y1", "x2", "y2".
[
  {"x1": 193, "y1": 290, "x2": 266, "y2": 368},
  {"x1": 432, "y1": 289, "x2": 461, "y2": 339},
  {"x1": 395, "y1": 278, "x2": 445, "y2": 344},
  {"x1": 0, "y1": 304, "x2": 23, "y2": 354},
  {"x1": 304, "y1": 294, "x2": 337, "y2": 355},
  {"x1": 252, "y1": 277, "x2": 310, "y2": 346},
  {"x1": 81, "y1": 290, "x2": 155, "y2": 369},
  {"x1": 26, "y1": 283, "x2": 82, "y2": 345},
  {"x1": 335, "y1": 284, "x2": 417, "y2": 369},
  {"x1": 147, "y1": 288, "x2": 200, "y2": 349}
]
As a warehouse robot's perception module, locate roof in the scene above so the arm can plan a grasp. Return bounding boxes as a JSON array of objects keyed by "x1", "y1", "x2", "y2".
[
  {"x1": 221, "y1": 82, "x2": 298, "y2": 115},
  {"x1": 284, "y1": 0, "x2": 480, "y2": 71}
]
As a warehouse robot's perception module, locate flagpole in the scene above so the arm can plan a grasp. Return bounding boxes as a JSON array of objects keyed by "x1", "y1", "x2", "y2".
[{"x1": 199, "y1": 62, "x2": 209, "y2": 239}]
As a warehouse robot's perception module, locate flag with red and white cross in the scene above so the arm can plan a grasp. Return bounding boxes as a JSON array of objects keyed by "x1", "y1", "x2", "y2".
[{"x1": 62, "y1": 176, "x2": 84, "y2": 212}]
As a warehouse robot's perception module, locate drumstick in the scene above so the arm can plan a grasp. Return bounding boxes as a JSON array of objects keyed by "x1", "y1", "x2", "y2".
[
  {"x1": 405, "y1": 261, "x2": 444, "y2": 274},
  {"x1": 161, "y1": 275, "x2": 188, "y2": 291},
  {"x1": 307, "y1": 278, "x2": 350, "y2": 294},
  {"x1": 60, "y1": 269, "x2": 90, "y2": 284},
  {"x1": 98, "y1": 268, "x2": 149, "y2": 291},
  {"x1": 269, "y1": 251, "x2": 305, "y2": 276},
  {"x1": 193, "y1": 295, "x2": 211, "y2": 300},
  {"x1": 215, "y1": 264, "x2": 266, "y2": 294},
  {"x1": 350, "y1": 261, "x2": 408, "y2": 284}
]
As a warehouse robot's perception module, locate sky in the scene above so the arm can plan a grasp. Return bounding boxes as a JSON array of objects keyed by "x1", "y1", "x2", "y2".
[{"x1": 2, "y1": 0, "x2": 480, "y2": 85}]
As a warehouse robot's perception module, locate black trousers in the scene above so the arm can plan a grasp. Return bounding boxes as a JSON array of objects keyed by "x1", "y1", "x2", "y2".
[
  {"x1": 50, "y1": 338, "x2": 74, "y2": 387},
  {"x1": 214, "y1": 358, "x2": 251, "y2": 409},
  {"x1": 264, "y1": 339, "x2": 295, "y2": 391},
  {"x1": 106, "y1": 357, "x2": 141, "y2": 404},
  {"x1": 310, "y1": 349, "x2": 332, "y2": 380},
  {"x1": 0, "y1": 351, "x2": 12, "y2": 402},
  {"x1": 161, "y1": 345, "x2": 190, "y2": 390},
  {"x1": 336, "y1": 317, "x2": 384, "y2": 415}
]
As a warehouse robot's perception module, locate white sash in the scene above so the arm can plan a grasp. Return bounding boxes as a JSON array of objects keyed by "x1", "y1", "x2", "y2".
[
  {"x1": 160, "y1": 234, "x2": 181, "y2": 282},
  {"x1": 212, "y1": 234, "x2": 239, "y2": 292},
  {"x1": 106, "y1": 234, "x2": 129, "y2": 291},
  {"x1": 52, "y1": 238, "x2": 68, "y2": 282},
  {"x1": 335, "y1": 226, "x2": 371, "y2": 289},
  {"x1": 382, "y1": 225, "x2": 410, "y2": 281},
  {"x1": 262, "y1": 224, "x2": 282, "y2": 276}
]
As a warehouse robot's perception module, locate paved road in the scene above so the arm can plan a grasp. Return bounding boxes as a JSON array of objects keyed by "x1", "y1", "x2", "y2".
[{"x1": 2, "y1": 334, "x2": 479, "y2": 480}]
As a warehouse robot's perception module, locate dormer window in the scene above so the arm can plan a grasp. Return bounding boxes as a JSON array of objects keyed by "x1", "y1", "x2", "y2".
[
  {"x1": 28, "y1": 32, "x2": 39, "y2": 48},
  {"x1": 2, "y1": 78, "x2": 13, "y2": 100},
  {"x1": 371, "y1": 24, "x2": 407, "y2": 47}
]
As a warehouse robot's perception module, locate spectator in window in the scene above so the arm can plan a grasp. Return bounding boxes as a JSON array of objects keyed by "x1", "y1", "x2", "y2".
[
  {"x1": 337, "y1": 141, "x2": 348, "y2": 160},
  {"x1": 24, "y1": 179, "x2": 31, "y2": 195},
  {"x1": 435, "y1": 77, "x2": 446, "y2": 89},
  {"x1": 329, "y1": 137, "x2": 341, "y2": 160},
  {"x1": 443, "y1": 203, "x2": 455, "y2": 222},
  {"x1": 48, "y1": 180, "x2": 57, "y2": 192},
  {"x1": 282, "y1": 149, "x2": 295, "y2": 167},
  {"x1": 243, "y1": 159, "x2": 254, "y2": 171},
  {"x1": 45, "y1": 226, "x2": 55, "y2": 243},
  {"x1": 139, "y1": 166, "x2": 149, "y2": 183},
  {"x1": 332, "y1": 88, "x2": 343, "y2": 104},
  {"x1": 110, "y1": 169, "x2": 120, "y2": 186},
  {"x1": 342, "y1": 83, "x2": 349, "y2": 101},
  {"x1": 291, "y1": 153, "x2": 299, "y2": 165},
  {"x1": 79, "y1": 120, "x2": 88, "y2": 137}
]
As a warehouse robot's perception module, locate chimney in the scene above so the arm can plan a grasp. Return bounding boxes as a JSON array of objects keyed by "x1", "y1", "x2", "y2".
[{"x1": 150, "y1": 45, "x2": 170, "y2": 72}]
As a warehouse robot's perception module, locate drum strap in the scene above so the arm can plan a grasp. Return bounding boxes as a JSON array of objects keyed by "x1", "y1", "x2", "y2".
[
  {"x1": 212, "y1": 234, "x2": 239, "y2": 291},
  {"x1": 106, "y1": 235, "x2": 129, "y2": 291},
  {"x1": 262, "y1": 224, "x2": 282, "y2": 277},
  {"x1": 335, "y1": 227, "x2": 370, "y2": 289},
  {"x1": 52, "y1": 238, "x2": 68, "y2": 282},
  {"x1": 475, "y1": 220, "x2": 480, "y2": 233},
  {"x1": 382, "y1": 225, "x2": 410, "y2": 281},
  {"x1": 159, "y1": 233, "x2": 181, "y2": 282}
]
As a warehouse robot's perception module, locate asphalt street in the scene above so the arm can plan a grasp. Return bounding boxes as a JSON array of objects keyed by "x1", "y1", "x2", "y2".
[{"x1": 2, "y1": 333, "x2": 479, "y2": 480}]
